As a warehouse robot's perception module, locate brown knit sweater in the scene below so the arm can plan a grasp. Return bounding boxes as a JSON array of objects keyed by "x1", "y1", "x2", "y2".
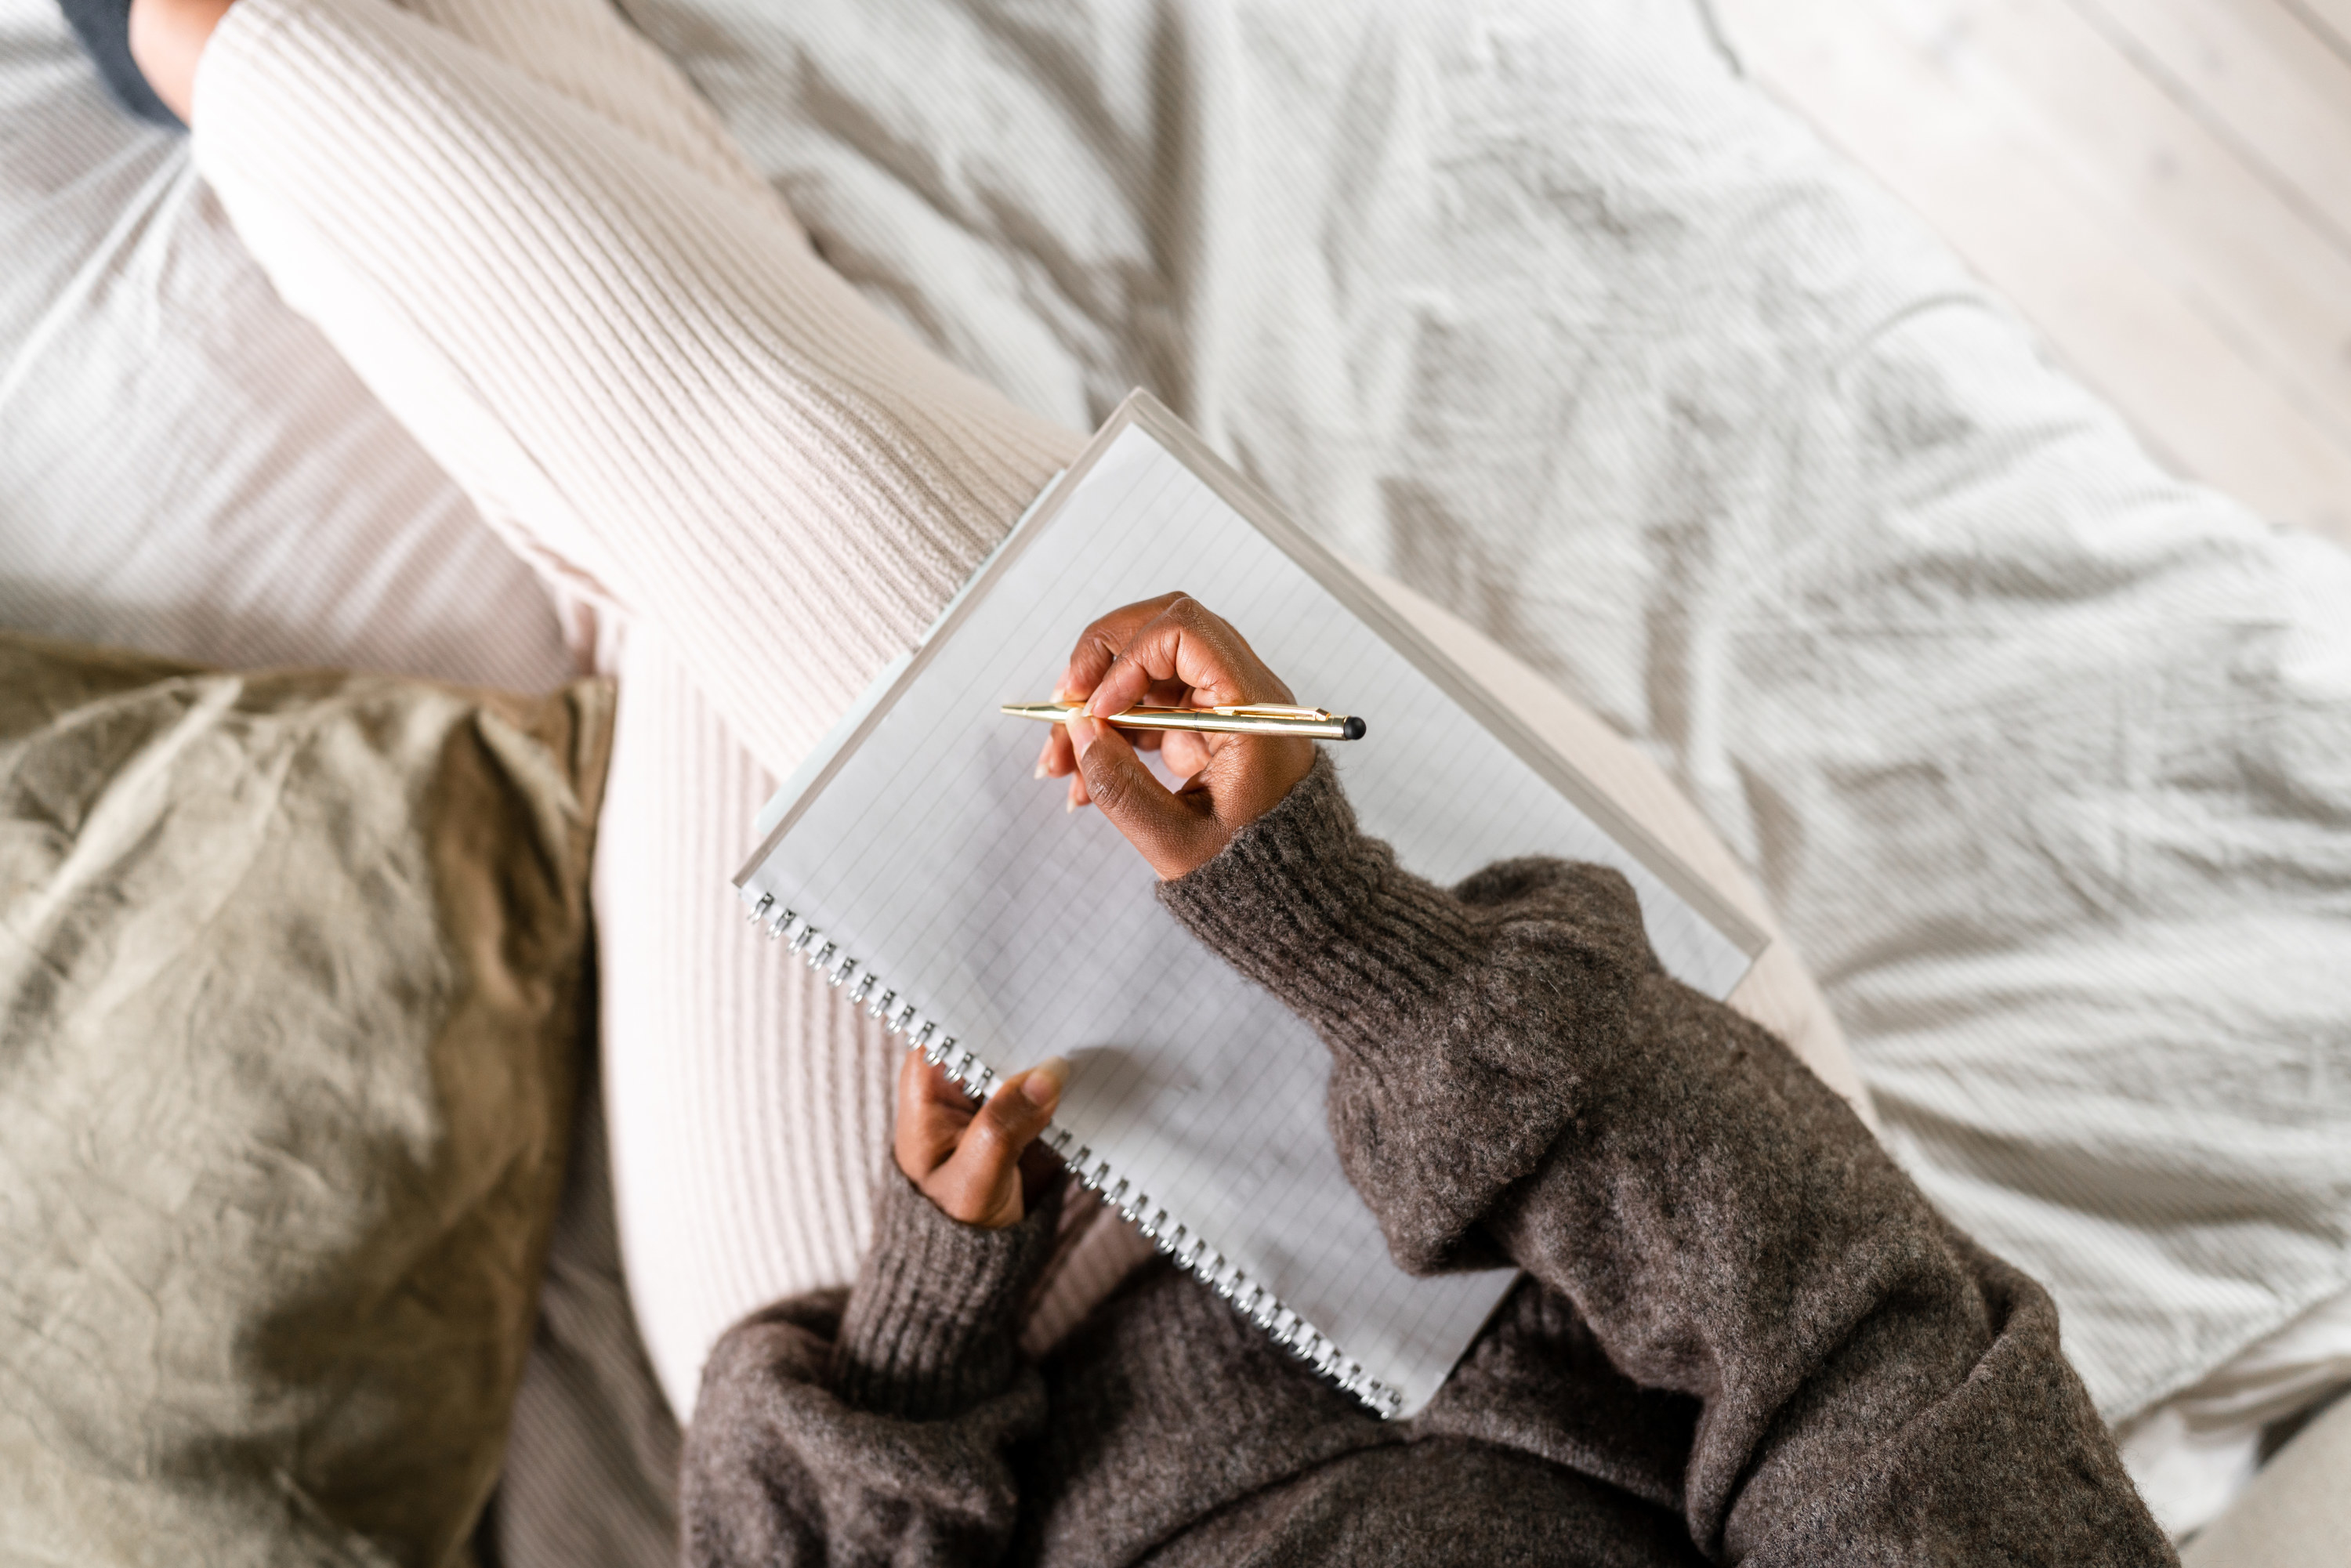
[{"x1": 681, "y1": 755, "x2": 2174, "y2": 1566}]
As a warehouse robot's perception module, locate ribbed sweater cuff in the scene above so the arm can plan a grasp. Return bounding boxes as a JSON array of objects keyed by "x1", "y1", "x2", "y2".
[
  {"x1": 1156, "y1": 753, "x2": 1483, "y2": 1059},
  {"x1": 832, "y1": 1175, "x2": 1056, "y2": 1421}
]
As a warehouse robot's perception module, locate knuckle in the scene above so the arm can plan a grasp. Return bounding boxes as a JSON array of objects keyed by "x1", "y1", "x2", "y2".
[
  {"x1": 964, "y1": 1113, "x2": 1013, "y2": 1162},
  {"x1": 981, "y1": 1103, "x2": 1038, "y2": 1149},
  {"x1": 931, "y1": 1173, "x2": 984, "y2": 1225},
  {"x1": 1083, "y1": 755, "x2": 1132, "y2": 813}
]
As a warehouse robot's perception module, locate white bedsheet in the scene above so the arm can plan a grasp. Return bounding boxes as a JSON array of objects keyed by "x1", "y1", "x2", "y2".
[
  {"x1": 5, "y1": 0, "x2": 2348, "y2": 1539},
  {"x1": 610, "y1": 0, "x2": 2351, "y2": 1430},
  {"x1": 0, "y1": 4, "x2": 571, "y2": 690}
]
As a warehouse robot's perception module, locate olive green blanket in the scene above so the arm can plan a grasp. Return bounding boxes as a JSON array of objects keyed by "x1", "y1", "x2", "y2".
[{"x1": 0, "y1": 633, "x2": 611, "y2": 1568}]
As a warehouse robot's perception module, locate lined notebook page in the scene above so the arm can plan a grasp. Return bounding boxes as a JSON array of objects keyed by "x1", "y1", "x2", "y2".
[{"x1": 739, "y1": 406, "x2": 1756, "y2": 1418}]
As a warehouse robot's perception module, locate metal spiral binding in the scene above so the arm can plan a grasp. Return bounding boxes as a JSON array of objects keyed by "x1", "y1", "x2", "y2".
[{"x1": 740, "y1": 885, "x2": 1405, "y2": 1420}]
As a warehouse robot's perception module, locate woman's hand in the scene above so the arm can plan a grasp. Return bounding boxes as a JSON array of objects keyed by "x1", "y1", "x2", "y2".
[
  {"x1": 1036, "y1": 593, "x2": 1317, "y2": 879},
  {"x1": 893, "y1": 1048, "x2": 1067, "y2": 1229}
]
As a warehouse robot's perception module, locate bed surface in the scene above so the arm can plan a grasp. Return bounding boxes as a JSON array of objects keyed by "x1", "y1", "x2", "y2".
[
  {"x1": 600, "y1": 0, "x2": 2351, "y2": 1423},
  {"x1": 5, "y1": 0, "x2": 2348, "y2": 1552},
  {"x1": 0, "y1": 8, "x2": 572, "y2": 693}
]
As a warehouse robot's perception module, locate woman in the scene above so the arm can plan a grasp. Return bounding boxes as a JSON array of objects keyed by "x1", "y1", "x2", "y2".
[
  {"x1": 92, "y1": 2, "x2": 2171, "y2": 1558},
  {"x1": 688, "y1": 590, "x2": 2172, "y2": 1564}
]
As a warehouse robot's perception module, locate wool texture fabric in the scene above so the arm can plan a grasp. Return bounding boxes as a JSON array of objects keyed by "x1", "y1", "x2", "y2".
[{"x1": 680, "y1": 755, "x2": 2175, "y2": 1567}]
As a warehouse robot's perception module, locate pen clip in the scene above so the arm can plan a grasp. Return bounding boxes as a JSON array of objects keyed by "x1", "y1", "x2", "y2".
[{"x1": 1208, "y1": 704, "x2": 1332, "y2": 720}]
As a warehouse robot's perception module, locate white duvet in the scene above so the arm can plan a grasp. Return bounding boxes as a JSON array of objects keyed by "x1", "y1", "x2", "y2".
[{"x1": 5, "y1": 0, "x2": 2347, "y2": 1521}]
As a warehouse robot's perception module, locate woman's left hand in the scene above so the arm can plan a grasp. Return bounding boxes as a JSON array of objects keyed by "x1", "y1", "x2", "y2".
[{"x1": 893, "y1": 1048, "x2": 1067, "y2": 1229}]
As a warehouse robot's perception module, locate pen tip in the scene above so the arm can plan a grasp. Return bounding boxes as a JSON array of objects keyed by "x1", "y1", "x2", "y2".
[{"x1": 1342, "y1": 716, "x2": 1367, "y2": 741}]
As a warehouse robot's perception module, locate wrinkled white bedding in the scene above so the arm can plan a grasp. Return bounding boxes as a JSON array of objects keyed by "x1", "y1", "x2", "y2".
[
  {"x1": 0, "y1": 9, "x2": 571, "y2": 692},
  {"x1": 5, "y1": 0, "x2": 2348, "y2": 1537},
  {"x1": 608, "y1": 0, "x2": 2351, "y2": 1427}
]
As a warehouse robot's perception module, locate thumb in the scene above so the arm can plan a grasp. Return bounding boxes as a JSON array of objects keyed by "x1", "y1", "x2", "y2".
[
  {"x1": 980, "y1": 1058, "x2": 1067, "y2": 1153},
  {"x1": 932, "y1": 1057, "x2": 1068, "y2": 1227},
  {"x1": 1070, "y1": 715, "x2": 1215, "y2": 878}
]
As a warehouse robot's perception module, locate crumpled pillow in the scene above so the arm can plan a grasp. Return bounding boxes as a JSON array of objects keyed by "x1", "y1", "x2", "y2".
[{"x1": 0, "y1": 632, "x2": 613, "y2": 1567}]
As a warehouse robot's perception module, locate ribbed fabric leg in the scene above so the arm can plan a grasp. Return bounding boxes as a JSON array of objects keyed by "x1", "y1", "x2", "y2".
[
  {"x1": 598, "y1": 625, "x2": 899, "y2": 1416},
  {"x1": 392, "y1": 0, "x2": 778, "y2": 209},
  {"x1": 191, "y1": 0, "x2": 1081, "y2": 773},
  {"x1": 185, "y1": 0, "x2": 1086, "y2": 1418}
]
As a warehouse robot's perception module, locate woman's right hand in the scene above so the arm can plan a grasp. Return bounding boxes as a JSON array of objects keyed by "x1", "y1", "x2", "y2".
[{"x1": 1036, "y1": 593, "x2": 1317, "y2": 879}]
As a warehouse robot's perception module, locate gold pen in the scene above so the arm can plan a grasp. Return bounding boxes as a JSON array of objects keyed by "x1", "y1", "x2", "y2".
[{"x1": 1001, "y1": 701, "x2": 1367, "y2": 741}]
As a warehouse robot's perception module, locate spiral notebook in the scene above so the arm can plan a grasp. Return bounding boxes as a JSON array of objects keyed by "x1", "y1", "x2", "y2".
[{"x1": 734, "y1": 391, "x2": 1763, "y2": 1418}]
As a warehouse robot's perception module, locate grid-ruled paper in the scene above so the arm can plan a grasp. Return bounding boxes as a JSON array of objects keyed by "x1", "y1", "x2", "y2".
[{"x1": 739, "y1": 415, "x2": 1755, "y2": 1417}]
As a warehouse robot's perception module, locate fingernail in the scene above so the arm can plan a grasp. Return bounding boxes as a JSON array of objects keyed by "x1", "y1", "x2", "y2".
[
  {"x1": 1034, "y1": 757, "x2": 1049, "y2": 779},
  {"x1": 1023, "y1": 1056, "x2": 1069, "y2": 1106},
  {"x1": 1067, "y1": 715, "x2": 1101, "y2": 757},
  {"x1": 1065, "y1": 795, "x2": 1078, "y2": 813}
]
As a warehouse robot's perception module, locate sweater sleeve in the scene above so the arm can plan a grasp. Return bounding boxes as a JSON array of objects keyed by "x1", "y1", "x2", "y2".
[
  {"x1": 679, "y1": 1175, "x2": 1058, "y2": 1568},
  {"x1": 1158, "y1": 754, "x2": 2174, "y2": 1566}
]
